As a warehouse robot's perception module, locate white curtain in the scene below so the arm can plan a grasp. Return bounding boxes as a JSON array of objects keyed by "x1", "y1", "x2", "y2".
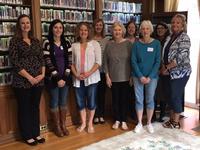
[{"x1": 164, "y1": 0, "x2": 180, "y2": 11}]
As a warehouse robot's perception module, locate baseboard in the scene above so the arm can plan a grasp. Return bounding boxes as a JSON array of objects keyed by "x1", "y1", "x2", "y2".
[{"x1": 185, "y1": 102, "x2": 199, "y2": 109}]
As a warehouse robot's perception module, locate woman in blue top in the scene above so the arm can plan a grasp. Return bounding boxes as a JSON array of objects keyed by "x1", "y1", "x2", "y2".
[{"x1": 131, "y1": 20, "x2": 161, "y2": 133}]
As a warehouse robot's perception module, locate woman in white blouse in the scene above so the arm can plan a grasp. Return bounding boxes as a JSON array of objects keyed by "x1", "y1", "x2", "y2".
[{"x1": 71, "y1": 22, "x2": 101, "y2": 133}]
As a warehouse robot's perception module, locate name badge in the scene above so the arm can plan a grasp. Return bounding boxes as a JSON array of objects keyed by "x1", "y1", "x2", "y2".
[{"x1": 147, "y1": 47, "x2": 153, "y2": 52}]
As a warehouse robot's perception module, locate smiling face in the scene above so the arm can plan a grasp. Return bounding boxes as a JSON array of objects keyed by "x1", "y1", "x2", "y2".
[
  {"x1": 171, "y1": 16, "x2": 184, "y2": 34},
  {"x1": 113, "y1": 25, "x2": 123, "y2": 40},
  {"x1": 140, "y1": 25, "x2": 151, "y2": 38},
  {"x1": 95, "y1": 21, "x2": 104, "y2": 34},
  {"x1": 20, "y1": 16, "x2": 31, "y2": 33},
  {"x1": 79, "y1": 24, "x2": 89, "y2": 41},
  {"x1": 52, "y1": 22, "x2": 63, "y2": 38},
  {"x1": 127, "y1": 23, "x2": 136, "y2": 36},
  {"x1": 156, "y1": 25, "x2": 167, "y2": 37}
]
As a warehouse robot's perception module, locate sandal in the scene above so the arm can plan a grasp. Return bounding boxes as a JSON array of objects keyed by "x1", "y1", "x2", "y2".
[
  {"x1": 163, "y1": 120, "x2": 181, "y2": 129},
  {"x1": 87, "y1": 126, "x2": 95, "y2": 133},
  {"x1": 171, "y1": 121, "x2": 181, "y2": 129},
  {"x1": 77, "y1": 125, "x2": 86, "y2": 132},
  {"x1": 163, "y1": 120, "x2": 173, "y2": 128}
]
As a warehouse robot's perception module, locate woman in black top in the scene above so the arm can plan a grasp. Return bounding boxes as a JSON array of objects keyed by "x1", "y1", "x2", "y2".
[
  {"x1": 9, "y1": 14, "x2": 45, "y2": 146},
  {"x1": 43, "y1": 19, "x2": 71, "y2": 137},
  {"x1": 153, "y1": 22, "x2": 170, "y2": 122}
]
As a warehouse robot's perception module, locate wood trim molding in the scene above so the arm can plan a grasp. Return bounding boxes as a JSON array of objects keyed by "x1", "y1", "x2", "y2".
[{"x1": 31, "y1": 0, "x2": 42, "y2": 40}]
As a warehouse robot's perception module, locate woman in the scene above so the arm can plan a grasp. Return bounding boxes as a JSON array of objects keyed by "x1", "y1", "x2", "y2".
[
  {"x1": 104, "y1": 22, "x2": 132, "y2": 130},
  {"x1": 71, "y1": 22, "x2": 101, "y2": 133},
  {"x1": 92, "y1": 18, "x2": 109, "y2": 124},
  {"x1": 43, "y1": 19, "x2": 71, "y2": 137},
  {"x1": 9, "y1": 14, "x2": 45, "y2": 145},
  {"x1": 131, "y1": 20, "x2": 161, "y2": 133},
  {"x1": 125, "y1": 20, "x2": 138, "y2": 43},
  {"x1": 162, "y1": 14, "x2": 191, "y2": 129},
  {"x1": 153, "y1": 22, "x2": 170, "y2": 122}
]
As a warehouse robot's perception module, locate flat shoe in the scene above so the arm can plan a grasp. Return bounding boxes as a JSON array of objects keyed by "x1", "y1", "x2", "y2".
[
  {"x1": 77, "y1": 125, "x2": 86, "y2": 132},
  {"x1": 93, "y1": 118, "x2": 99, "y2": 124},
  {"x1": 87, "y1": 127, "x2": 95, "y2": 133},
  {"x1": 34, "y1": 136, "x2": 45, "y2": 143},
  {"x1": 25, "y1": 139, "x2": 38, "y2": 146},
  {"x1": 99, "y1": 117, "x2": 105, "y2": 124}
]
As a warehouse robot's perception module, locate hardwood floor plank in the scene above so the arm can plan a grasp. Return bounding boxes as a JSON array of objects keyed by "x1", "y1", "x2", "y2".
[{"x1": 0, "y1": 108, "x2": 199, "y2": 150}]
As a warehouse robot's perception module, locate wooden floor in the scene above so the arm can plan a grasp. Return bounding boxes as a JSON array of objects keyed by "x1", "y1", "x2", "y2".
[{"x1": 0, "y1": 107, "x2": 199, "y2": 150}]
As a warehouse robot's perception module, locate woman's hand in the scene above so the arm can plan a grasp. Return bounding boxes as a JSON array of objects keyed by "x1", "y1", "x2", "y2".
[
  {"x1": 106, "y1": 75, "x2": 112, "y2": 88},
  {"x1": 129, "y1": 77, "x2": 134, "y2": 86},
  {"x1": 28, "y1": 76, "x2": 38, "y2": 85},
  {"x1": 35, "y1": 74, "x2": 45, "y2": 83},
  {"x1": 160, "y1": 64, "x2": 169, "y2": 75},
  {"x1": 57, "y1": 80, "x2": 65, "y2": 87},
  {"x1": 140, "y1": 76, "x2": 150, "y2": 84}
]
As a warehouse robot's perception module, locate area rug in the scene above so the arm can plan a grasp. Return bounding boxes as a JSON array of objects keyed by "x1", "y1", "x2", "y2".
[{"x1": 79, "y1": 123, "x2": 200, "y2": 150}]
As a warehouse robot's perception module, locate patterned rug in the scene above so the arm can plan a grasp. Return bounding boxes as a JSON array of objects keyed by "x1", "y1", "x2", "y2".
[{"x1": 79, "y1": 123, "x2": 200, "y2": 150}]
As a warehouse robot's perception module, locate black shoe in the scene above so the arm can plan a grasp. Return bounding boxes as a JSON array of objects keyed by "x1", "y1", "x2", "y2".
[
  {"x1": 25, "y1": 139, "x2": 38, "y2": 146},
  {"x1": 34, "y1": 137, "x2": 45, "y2": 143}
]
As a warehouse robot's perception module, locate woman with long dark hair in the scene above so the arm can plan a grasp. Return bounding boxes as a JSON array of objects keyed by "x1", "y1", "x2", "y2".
[
  {"x1": 9, "y1": 14, "x2": 45, "y2": 146},
  {"x1": 43, "y1": 19, "x2": 71, "y2": 137}
]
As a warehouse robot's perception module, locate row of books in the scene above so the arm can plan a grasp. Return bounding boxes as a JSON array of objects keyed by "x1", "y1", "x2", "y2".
[
  {"x1": 0, "y1": 22, "x2": 15, "y2": 36},
  {"x1": 0, "y1": 72, "x2": 12, "y2": 85},
  {"x1": 0, "y1": 55, "x2": 10, "y2": 68},
  {"x1": 42, "y1": 23, "x2": 76, "y2": 35},
  {"x1": 0, "y1": 0, "x2": 22, "y2": 4},
  {"x1": 41, "y1": 9, "x2": 93, "y2": 22},
  {"x1": 103, "y1": 0, "x2": 142, "y2": 13},
  {"x1": 0, "y1": 6, "x2": 30, "y2": 19},
  {"x1": 103, "y1": 12, "x2": 141, "y2": 24},
  {"x1": 40, "y1": 0, "x2": 95, "y2": 10},
  {"x1": 0, "y1": 37, "x2": 11, "y2": 50}
]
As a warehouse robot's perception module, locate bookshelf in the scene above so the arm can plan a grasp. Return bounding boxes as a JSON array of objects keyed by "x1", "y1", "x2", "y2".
[
  {"x1": 102, "y1": 0, "x2": 142, "y2": 35},
  {"x1": 0, "y1": 0, "x2": 153, "y2": 144},
  {"x1": 40, "y1": 0, "x2": 95, "y2": 43},
  {"x1": 0, "y1": 0, "x2": 31, "y2": 86},
  {"x1": 151, "y1": 11, "x2": 188, "y2": 26}
]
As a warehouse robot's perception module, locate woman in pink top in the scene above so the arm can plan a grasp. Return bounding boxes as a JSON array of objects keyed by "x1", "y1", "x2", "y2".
[{"x1": 71, "y1": 22, "x2": 101, "y2": 133}]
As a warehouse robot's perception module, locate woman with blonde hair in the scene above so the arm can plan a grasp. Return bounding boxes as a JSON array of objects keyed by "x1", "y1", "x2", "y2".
[
  {"x1": 104, "y1": 22, "x2": 132, "y2": 130},
  {"x1": 162, "y1": 14, "x2": 191, "y2": 129}
]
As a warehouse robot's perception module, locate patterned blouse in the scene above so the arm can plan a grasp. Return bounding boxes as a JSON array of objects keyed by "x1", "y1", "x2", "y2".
[
  {"x1": 9, "y1": 37, "x2": 45, "y2": 88},
  {"x1": 162, "y1": 32, "x2": 191, "y2": 79}
]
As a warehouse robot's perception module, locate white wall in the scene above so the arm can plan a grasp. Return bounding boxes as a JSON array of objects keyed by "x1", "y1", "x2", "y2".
[{"x1": 178, "y1": 0, "x2": 200, "y2": 104}]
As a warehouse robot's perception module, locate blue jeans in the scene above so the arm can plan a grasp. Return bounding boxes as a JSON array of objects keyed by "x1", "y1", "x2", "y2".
[
  {"x1": 49, "y1": 84, "x2": 69, "y2": 109},
  {"x1": 133, "y1": 77, "x2": 158, "y2": 111},
  {"x1": 169, "y1": 76, "x2": 189, "y2": 113},
  {"x1": 75, "y1": 81, "x2": 97, "y2": 111}
]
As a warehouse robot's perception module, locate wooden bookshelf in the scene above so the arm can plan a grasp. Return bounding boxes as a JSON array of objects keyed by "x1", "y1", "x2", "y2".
[{"x1": 0, "y1": 0, "x2": 153, "y2": 144}]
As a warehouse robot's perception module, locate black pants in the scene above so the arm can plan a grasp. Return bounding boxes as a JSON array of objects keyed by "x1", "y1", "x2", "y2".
[
  {"x1": 111, "y1": 81, "x2": 129, "y2": 122},
  {"x1": 14, "y1": 86, "x2": 43, "y2": 140},
  {"x1": 155, "y1": 75, "x2": 171, "y2": 117},
  {"x1": 95, "y1": 73, "x2": 106, "y2": 118}
]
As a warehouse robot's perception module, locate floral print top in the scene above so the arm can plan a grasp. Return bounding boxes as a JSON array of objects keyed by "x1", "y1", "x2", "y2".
[{"x1": 9, "y1": 37, "x2": 45, "y2": 88}]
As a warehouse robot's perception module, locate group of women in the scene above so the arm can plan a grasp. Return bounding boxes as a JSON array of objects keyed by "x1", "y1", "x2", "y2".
[{"x1": 8, "y1": 13, "x2": 191, "y2": 146}]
